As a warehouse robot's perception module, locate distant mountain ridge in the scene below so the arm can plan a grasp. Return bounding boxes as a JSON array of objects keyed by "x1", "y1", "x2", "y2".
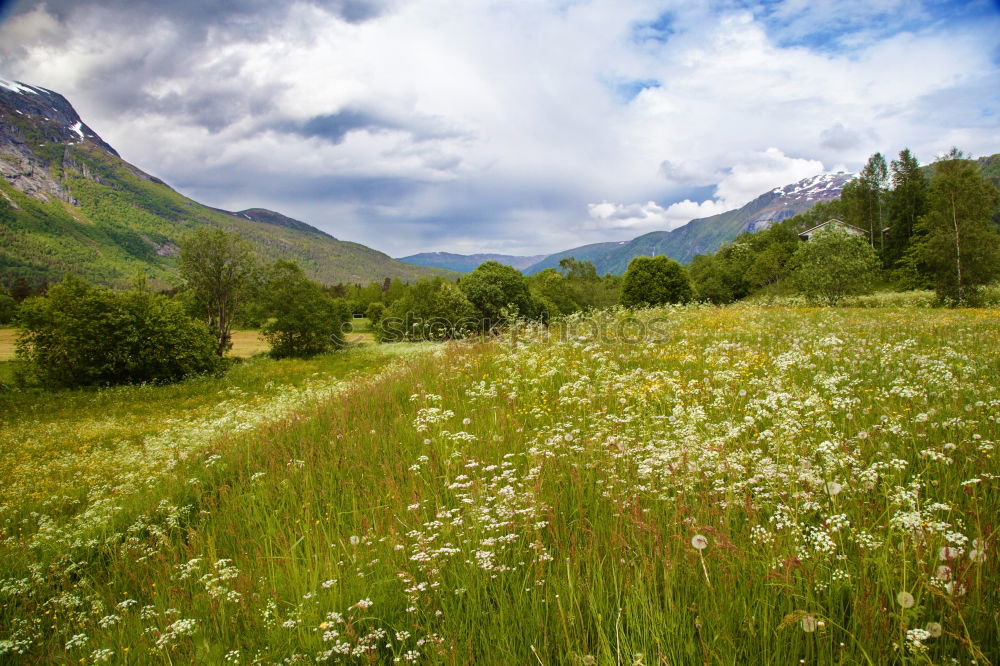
[
  {"x1": 397, "y1": 251, "x2": 547, "y2": 273},
  {"x1": 0, "y1": 78, "x2": 455, "y2": 288},
  {"x1": 524, "y1": 172, "x2": 853, "y2": 275}
]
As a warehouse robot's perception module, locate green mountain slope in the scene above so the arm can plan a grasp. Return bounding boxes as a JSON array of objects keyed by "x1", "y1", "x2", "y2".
[
  {"x1": 397, "y1": 252, "x2": 547, "y2": 273},
  {"x1": 0, "y1": 79, "x2": 455, "y2": 288}
]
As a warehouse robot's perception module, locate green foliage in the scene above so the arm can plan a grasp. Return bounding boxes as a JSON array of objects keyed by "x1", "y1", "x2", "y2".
[
  {"x1": 179, "y1": 227, "x2": 260, "y2": 356},
  {"x1": 620, "y1": 255, "x2": 693, "y2": 307},
  {"x1": 527, "y1": 269, "x2": 578, "y2": 316},
  {"x1": 788, "y1": 228, "x2": 880, "y2": 304},
  {"x1": 378, "y1": 279, "x2": 479, "y2": 341},
  {"x1": 365, "y1": 301, "x2": 386, "y2": 325},
  {"x1": 909, "y1": 158, "x2": 1000, "y2": 303},
  {"x1": 0, "y1": 286, "x2": 15, "y2": 325},
  {"x1": 884, "y1": 148, "x2": 928, "y2": 269},
  {"x1": 260, "y1": 261, "x2": 351, "y2": 358},
  {"x1": 15, "y1": 275, "x2": 219, "y2": 387},
  {"x1": 460, "y1": 261, "x2": 537, "y2": 324}
]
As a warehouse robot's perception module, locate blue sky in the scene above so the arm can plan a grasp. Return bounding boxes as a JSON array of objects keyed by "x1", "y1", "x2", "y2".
[{"x1": 1, "y1": 0, "x2": 998, "y2": 256}]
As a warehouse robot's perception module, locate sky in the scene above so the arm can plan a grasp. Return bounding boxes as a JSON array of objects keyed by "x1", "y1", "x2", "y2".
[{"x1": 0, "y1": 0, "x2": 998, "y2": 257}]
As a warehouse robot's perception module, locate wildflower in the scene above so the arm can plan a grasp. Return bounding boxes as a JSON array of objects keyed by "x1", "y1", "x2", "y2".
[
  {"x1": 691, "y1": 535, "x2": 708, "y2": 550},
  {"x1": 938, "y1": 546, "x2": 960, "y2": 560},
  {"x1": 896, "y1": 591, "x2": 915, "y2": 609},
  {"x1": 925, "y1": 622, "x2": 943, "y2": 638}
]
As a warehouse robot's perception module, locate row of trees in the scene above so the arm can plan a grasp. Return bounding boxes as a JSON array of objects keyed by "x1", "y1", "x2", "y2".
[
  {"x1": 12, "y1": 228, "x2": 354, "y2": 387},
  {"x1": 689, "y1": 149, "x2": 1000, "y2": 304}
]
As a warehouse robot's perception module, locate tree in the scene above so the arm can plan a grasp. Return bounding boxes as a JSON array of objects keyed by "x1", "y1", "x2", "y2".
[
  {"x1": 378, "y1": 279, "x2": 479, "y2": 342},
  {"x1": 620, "y1": 256, "x2": 693, "y2": 307},
  {"x1": 365, "y1": 301, "x2": 386, "y2": 325},
  {"x1": 528, "y1": 269, "x2": 579, "y2": 316},
  {"x1": 10, "y1": 277, "x2": 33, "y2": 303},
  {"x1": 178, "y1": 227, "x2": 259, "y2": 356},
  {"x1": 910, "y1": 157, "x2": 1000, "y2": 303},
  {"x1": 788, "y1": 228, "x2": 879, "y2": 304},
  {"x1": 460, "y1": 261, "x2": 536, "y2": 326},
  {"x1": 0, "y1": 287, "x2": 15, "y2": 325},
  {"x1": 16, "y1": 275, "x2": 218, "y2": 387},
  {"x1": 883, "y1": 148, "x2": 928, "y2": 269},
  {"x1": 842, "y1": 153, "x2": 888, "y2": 250},
  {"x1": 260, "y1": 261, "x2": 351, "y2": 358}
]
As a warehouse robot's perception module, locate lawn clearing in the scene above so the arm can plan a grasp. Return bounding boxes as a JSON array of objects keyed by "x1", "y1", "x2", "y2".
[{"x1": 0, "y1": 328, "x2": 15, "y2": 361}]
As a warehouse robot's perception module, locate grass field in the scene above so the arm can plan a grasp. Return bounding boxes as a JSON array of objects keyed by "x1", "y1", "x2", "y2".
[
  {"x1": 0, "y1": 328, "x2": 15, "y2": 361},
  {"x1": 1, "y1": 305, "x2": 998, "y2": 664}
]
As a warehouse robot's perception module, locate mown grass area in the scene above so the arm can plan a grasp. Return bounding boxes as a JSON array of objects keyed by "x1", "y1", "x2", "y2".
[
  {"x1": 1, "y1": 306, "x2": 998, "y2": 664},
  {"x1": 0, "y1": 328, "x2": 15, "y2": 362}
]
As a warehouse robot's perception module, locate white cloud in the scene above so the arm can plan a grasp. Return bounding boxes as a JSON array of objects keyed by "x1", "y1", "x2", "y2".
[
  {"x1": 586, "y1": 198, "x2": 731, "y2": 231},
  {"x1": 0, "y1": 0, "x2": 997, "y2": 256},
  {"x1": 592, "y1": 147, "x2": 826, "y2": 233}
]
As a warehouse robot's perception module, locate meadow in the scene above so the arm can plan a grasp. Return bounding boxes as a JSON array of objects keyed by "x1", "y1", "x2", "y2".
[{"x1": 0, "y1": 305, "x2": 997, "y2": 664}]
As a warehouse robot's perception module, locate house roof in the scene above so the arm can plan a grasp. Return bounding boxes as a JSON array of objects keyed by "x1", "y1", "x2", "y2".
[{"x1": 798, "y1": 218, "x2": 868, "y2": 238}]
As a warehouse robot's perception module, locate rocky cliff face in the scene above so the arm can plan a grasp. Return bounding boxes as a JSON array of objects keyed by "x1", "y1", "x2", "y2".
[{"x1": 0, "y1": 78, "x2": 118, "y2": 156}]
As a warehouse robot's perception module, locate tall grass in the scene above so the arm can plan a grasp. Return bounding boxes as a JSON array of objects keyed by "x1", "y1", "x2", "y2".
[{"x1": 1, "y1": 306, "x2": 997, "y2": 664}]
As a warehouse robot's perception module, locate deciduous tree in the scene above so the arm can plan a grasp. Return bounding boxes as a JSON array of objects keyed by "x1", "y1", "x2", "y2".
[
  {"x1": 178, "y1": 227, "x2": 259, "y2": 356},
  {"x1": 620, "y1": 255, "x2": 693, "y2": 307}
]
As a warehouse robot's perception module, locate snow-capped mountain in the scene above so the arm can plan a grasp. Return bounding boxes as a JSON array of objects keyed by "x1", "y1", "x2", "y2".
[
  {"x1": 744, "y1": 172, "x2": 853, "y2": 232},
  {"x1": 525, "y1": 172, "x2": 853, "y2": 274}
]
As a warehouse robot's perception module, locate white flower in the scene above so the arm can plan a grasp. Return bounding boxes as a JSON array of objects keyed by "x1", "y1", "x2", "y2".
[
  {"x1": 938, "y1": 546, "x2": 960, "y2": 560},
  {"x1": 896, "y1": 591, "x2": 915, "y2": 609},
  {"x1": 925, "y1": 622, "x2": 943, "y2": 638},
  {"x1": 691, "y1": 535, "x2": 708, "y2": 550}
]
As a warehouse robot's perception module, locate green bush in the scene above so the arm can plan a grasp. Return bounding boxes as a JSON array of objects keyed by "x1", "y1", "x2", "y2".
[
  {"x1": 378, "y1": 279, "x2": 479, "y2": 342},
  {"x1": 16, "y1": 275, "x2": 219, "y2": 387},
  {"x1": 365, "y1": 301, "x2": 386, "y2": 325},
  {"x1": 0, "y1": 289, "x2": 15, "y2": 325},
  {"x1": 261, "y1": 261, "x2": 351, "y2": 358},
  {"x1": 460, "y1": 261, "x2": 537, "y2": 325},
  {"x1": 620, "y1": 256, "x2": 693, "y2": 307},
  {"x1": 788, "y1": 228, "x2": 880, "y2": 304}
]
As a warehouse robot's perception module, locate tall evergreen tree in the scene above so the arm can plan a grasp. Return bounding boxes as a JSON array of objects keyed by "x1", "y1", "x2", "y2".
[
  {"x1": 885, "y1": 148, "x2": 927, "y2": 268},
  {"x1": 842, "y1": 153, "x2": 889, "y2": 251}
]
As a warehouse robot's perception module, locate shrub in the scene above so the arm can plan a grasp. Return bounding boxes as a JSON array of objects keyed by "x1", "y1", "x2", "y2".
[
  {"x1": 620, "y1": 256, "x2": 693, "y2": 307},
  {"x1": 0, "y1": 289, "x2": 15, "y2": 325},
  {"x1": 377, "y1": 280, "x2": 479, "y2": 342},
  {"x1": 788, "y1": 228, "x2": 880, "y2": 304},
  {"x1": 460, "y1": 261, "x2": 537, "y2": 325},
  {"x1": 16, "y1": 276, "x2": 219, "y2": 387},
  {"x1": 365, "y1": 301, "x2": 386, "y2": 325},
  {"x1": 261, "y1": 261, "x2": 351, "y2": 358}
]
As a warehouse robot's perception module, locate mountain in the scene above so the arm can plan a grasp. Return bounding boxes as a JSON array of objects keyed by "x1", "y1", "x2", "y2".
[
  {"x1": 397, "y1": 252, "x2": 548, "y2": 273},
  {"x1": 0, "y1": 78, "x2": 456, "y2": 288},
  {"x1": 524, "y1": 172, "x2": 853, "y2": 275}
]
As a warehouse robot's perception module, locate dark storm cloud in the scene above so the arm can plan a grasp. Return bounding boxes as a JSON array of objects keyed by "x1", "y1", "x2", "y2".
[
  {"x1": 6, "y1": 0, "x2": 389, "y2": 32},
  {"x1": 1, "y1": 0, "x2": 391, "y2": 125}
]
